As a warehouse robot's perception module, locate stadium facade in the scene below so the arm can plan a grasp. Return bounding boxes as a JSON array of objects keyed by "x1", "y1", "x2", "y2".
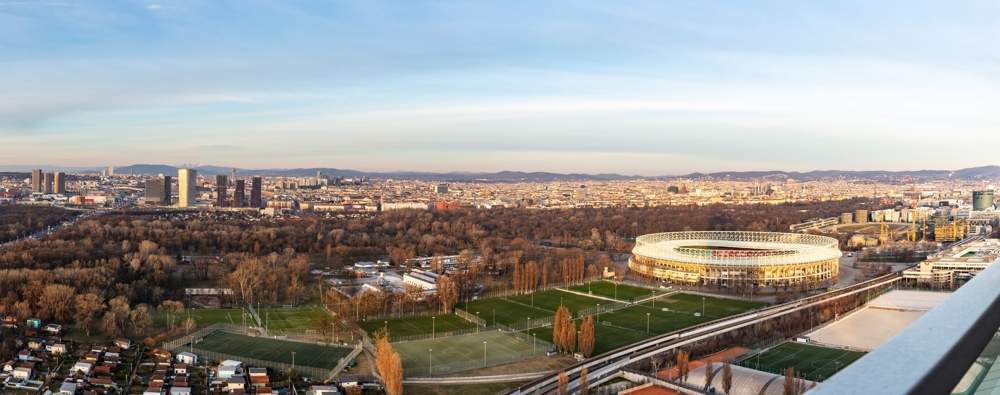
[{"x1": 629, "y1": 231, "x2": 842, "y2": 289}]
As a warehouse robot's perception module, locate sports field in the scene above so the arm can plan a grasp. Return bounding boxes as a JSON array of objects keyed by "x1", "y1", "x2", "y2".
[
  {"x1": 152, "y1": 308, "x2": 245, "y2": 328},
  {"x1": 360, "y1": 314, "x2": 477, "y2": 340},
  {"x1": 394, "y1": 330, "x2": 543, "y2": 376},
  {"x1": 462, "y1": 289, "x2": 607, "y2": 327},
  {"x1": 567, "y1": 281, "x2": 661, "y2": 301},
  {"x1": 738, "y1": 342, "x2": 865, "y2": 381},
  {"x1": 261, "y1": 305, "x2": 331, "y2": 332},
  {"x1": 529, "y1": 293, "x2": 766, "y2": 354},
  {"x1": 190, "y1": 331, "x2": 352, "y2": 369}
]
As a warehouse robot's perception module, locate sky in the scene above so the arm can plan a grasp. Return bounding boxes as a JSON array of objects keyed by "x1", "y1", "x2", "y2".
[{"x1": 2, "y1": 1, "x2": 1000, "y2": 175}]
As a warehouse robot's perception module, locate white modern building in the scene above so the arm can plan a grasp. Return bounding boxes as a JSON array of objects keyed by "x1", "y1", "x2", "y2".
[
  {"x1": 402, "y1": 269, "x2": 439, "y2": 293},
  {"x1": 903, "y1": 238, "x2": 1000, "y2": 287}
]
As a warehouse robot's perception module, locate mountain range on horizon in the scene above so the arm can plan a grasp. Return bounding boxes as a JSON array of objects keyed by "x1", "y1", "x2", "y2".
[{"x1": 2, "y1": 164, "x2": 1000, "y2": 182}]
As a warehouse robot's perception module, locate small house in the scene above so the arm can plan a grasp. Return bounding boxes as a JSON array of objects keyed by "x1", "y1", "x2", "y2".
[{"x1": 176, "y1": 352, "x2": 197, "y2": 365}]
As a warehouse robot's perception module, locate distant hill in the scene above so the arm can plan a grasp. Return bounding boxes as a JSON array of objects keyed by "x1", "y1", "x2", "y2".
[
  {"x1": 112, "y1": 164, "x2": 637, "y2": 181},
  {"x1": 679, "y1": 166, "x2": 1000, "y2": 181},
  {"x1": 30, "y1": 163, "x2": 1000, "y2": 182}
]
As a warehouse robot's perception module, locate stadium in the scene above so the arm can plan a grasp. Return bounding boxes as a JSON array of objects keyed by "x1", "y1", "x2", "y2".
[{"x1": 629, "y1": 231, "x2": 841, "y2": 289}]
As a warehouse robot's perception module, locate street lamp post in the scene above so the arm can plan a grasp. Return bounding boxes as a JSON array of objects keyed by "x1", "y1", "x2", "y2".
[
  {"x1": 646, "y1": 312, "x2": 651, "y2": 334},
  {"x1": 432, "y1": 316, "x2": 436, "y2": 339},
  {"x1": 702, "y1": 297, "x2": 706, "y2": 317},
  {"x1": 527, "y1": 317, "x2": 531, "y2": 330},
  {"x1": 614, "y1": 282, "x2": 618, "y2": 300},
  {"x1": 291, "y1": 351, "x2": 296, "y2": 373},
  {"x1": 483, "y1": 341, "x2": 488, "y2": 367},
  {"x1": 476, "y1": 312, "x2": 481, "y2": 333},
  {"x1": 596, "y1": 304, "x2": 600, "y2": 323},
  {"x1": 532, "y1": 333, "x2": 537, "y2": 354},
  {"x1": 429, "y1": 349, "x2": 433, "y2": 376}
]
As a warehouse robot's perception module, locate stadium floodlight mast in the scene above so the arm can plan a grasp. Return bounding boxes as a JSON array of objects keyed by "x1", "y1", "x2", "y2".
[
  {"x1": 291, "y1": 351, "x2": 296, "y2": 372},
  {"x1": 428, "y1": 348, "x2": 433, "y2": 376},
  {"x1": 702, "y1": 297, "x2": 706, "y2": 316},
  {"x1": 483, "y1": 341, "x2": 488, "y2": 367},
  {"x1": 646, "y1": 312, "x2": 651, "y2": 334},
  {"x1": 476, "y1": 311, "x2": 480, "y2": 333}
]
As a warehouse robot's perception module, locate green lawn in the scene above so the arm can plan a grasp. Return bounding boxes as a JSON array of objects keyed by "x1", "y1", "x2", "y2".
[
  {"x1": 189, "y1": 331, "x2": 352, "y2": 370},
  {"x1": 260, "y1": 305, "x2": 330, "y2": 332},
  {"x1": 359, "y1": 314, "x2": 477, "y2": 340},
  {"x1": 152, "y1": 308, "x2": 245, "y2": 328},
  {"x1": 567, "y1": 281, "x2": 661, "y2": 301},
  {"x1": 394, "y1": 330, "x2": 542, "y2": 376},
  {"x1": 738, "y1": 342, "x2": 866, "y2": 381}
]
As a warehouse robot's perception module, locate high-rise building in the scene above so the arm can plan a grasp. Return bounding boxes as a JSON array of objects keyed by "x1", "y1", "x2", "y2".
[
  {"x1": 30, "y1": 169, "x2": 43, "y2": 193},
  {"x1": 178, "y1": 168, "x2": 197, "y2": 208},
  {"x1": 215, "y1": 175, "x2": 228, "y2": 207},
  {"x1": 435, "y1": 183, "x2": 449, "y2": 194},
  {"x1": 163, "y1": 175, "x2": 173, "y2": 204},
  {"x1": 53, "y1": 172, "x2": 66, "y2": 194},
  {"x1": 42, "y1": 172, "x2": 54, "y2": 194},
  {"x1": 250, "y1": 176, "x2": 262, "y2": 208},
  {"x1": 144, "y1": 178, "x2": 165, "y2": 205},
  {"x1": 233, "y1": 179, "x2": 246, "y2": 207}
]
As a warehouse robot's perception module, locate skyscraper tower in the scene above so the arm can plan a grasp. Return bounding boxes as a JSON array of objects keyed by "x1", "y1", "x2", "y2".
[
  {"x1": 234, "y1": 179, "x2": 246, "y2": 207},
  {"x1": 43, "y1": 172, "x2": 54, "y2": 194},
  {"x1": 250, "y1": 176, "x2": 262, "y2": 208},
  {"x1": 215, "y1": 175, "x2": 228, "y2": 207},
  {"x1": 30, "y1": 169, "x2": 43, "y2": 193},
  {"x1": 162, "y1": 175, "x2": 173, "y2": 204},
  {"x1": 53, "y1": 172, "x2": 66, "y2": 194},
  {"x1": 178, "y1": 168, "x2": 197, "y2": 208}
]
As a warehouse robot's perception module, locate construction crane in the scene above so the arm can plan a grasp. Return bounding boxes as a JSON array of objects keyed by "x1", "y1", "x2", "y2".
[{"x1": 879, "y1": 219, "x2": 891, "y2": 245}]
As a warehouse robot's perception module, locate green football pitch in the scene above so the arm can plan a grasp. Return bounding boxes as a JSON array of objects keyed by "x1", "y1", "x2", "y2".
[
  {"x1": 189, "y1": 331, "x2": 352, "y2": 370},
  {"x1": 152, "y1": 308, "x2": 246, "y2": 328},
  {"x1": 566, "y1": 281, "x2": 662, "y2": 301},
  {"x1": 738, "y1": 342, "x2": 865, "y2": 381},
  {"x1": 260, "y1": 305, "x2": 331, "y2": 332},
  {"x1": 393, "y1": 330, "x2": 542, "y2": 376},
  {"x1": 360, "y1": 314, "x2": 477, "y2": 340},
  {"x1": 462, "y1": 289, "x2": 609, "y2": 327},
  {"x1": 529, "y1": 293, "x2": 766, "y2": 354}
]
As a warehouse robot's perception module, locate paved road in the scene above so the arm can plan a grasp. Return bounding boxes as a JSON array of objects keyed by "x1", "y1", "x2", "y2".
[
  {"x1": 0, "y1": 209, "x2": 104, "y2": 250},
  {"x1": 404, "y1": 372, "x2": 551, "y2": 384}
]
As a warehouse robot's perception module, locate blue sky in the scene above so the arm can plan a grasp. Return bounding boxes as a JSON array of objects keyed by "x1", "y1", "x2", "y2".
[{"x1": 2, "y1": 1, "x2": 999, "y2": 175}]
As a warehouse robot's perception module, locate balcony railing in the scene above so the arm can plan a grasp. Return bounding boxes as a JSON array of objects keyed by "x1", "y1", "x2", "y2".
[{"x1": 811, "y1": 257, "x2": 1000, "y2": 395}]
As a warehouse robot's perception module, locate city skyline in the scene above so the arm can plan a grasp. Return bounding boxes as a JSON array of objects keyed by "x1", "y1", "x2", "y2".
[{"x1": 4, "y1": 1, "x2": 1000, "y2": 174}]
